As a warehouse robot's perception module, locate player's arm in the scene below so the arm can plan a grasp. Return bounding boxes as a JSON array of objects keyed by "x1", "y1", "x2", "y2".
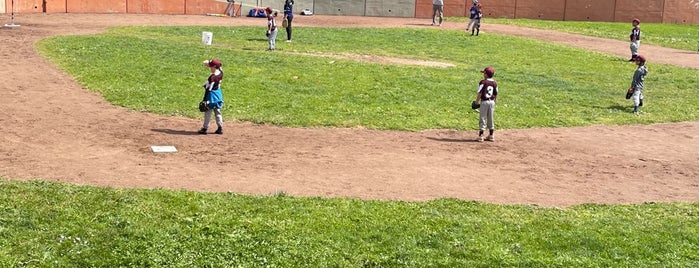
[
  {"x1": 492, "y1": 85, "x2": 498, "y2": 102},
  {"x1": 475, "y1": 83, "x2": 484, "y2": 102}
]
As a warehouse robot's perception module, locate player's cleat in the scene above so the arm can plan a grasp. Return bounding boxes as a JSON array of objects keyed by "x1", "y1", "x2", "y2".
[
  {"x1": 286, "y1": 40, "x2": 292, "y2": 42},
  {"x1": 215, "y1": 127, "x2": 223, "y2": 135},
  {"x1": 485, "y1": 135, "x2": 494, "y2": 142},
  {"x1": 476, "y1": 136, "x2": 484, "y2": 142},
  {"x1": 198, "y1": 128, "x2": 208, "y2": 135}
]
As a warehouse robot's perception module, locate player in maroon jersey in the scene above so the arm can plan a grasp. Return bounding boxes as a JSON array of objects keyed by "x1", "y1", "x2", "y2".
[
  {"x1": 199, "y1": 59, "x2": 224, "y2": 135},
  {"x1": 266, "y1": 7, "x2": 279, "y2": 51},
  {"x1": 629, "y1": 18, "x2": 641, "y2": 61},
  {"x1": 475, "y1": 67, "x2": 498, "y2": 142}
]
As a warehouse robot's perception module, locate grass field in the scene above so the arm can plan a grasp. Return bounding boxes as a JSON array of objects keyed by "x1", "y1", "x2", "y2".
[
  {"x1": 23, "y1": 25, "x2": 699, "y2": 267},
  {"x1": 481, "y1": 18, "x2": 699, "y2": 52},
  {"x1": 1, "y1": 179, "x2": 697, "y2": 267},
  {"x1": 37, "y1": 26, "x2": 699, "y2": 131}
]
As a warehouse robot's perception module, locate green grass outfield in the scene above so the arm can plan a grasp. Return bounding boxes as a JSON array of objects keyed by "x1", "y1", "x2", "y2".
[
  {"x1": 37, "y1": 26, "x2": 699, "y2": 131},
  {"x1": 474, "y1": 18, "x2": 699, "y2": 52},
  {"x1": 1, "y1": 179, "x2": 697, "y2": 267}
]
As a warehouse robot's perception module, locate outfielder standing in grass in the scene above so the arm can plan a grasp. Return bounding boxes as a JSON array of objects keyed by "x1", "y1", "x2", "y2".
[
  {"x1": 627, "y1": 55, "x2": 648, "y2": 115},
  {"x1": 283, "y1": 0, "x2": 294, "y2": 42},
  {"x1": 629, "y1": 18, "x2": 641, "y2": 61},
  {"x1": 432, "y1": 0, "x2": 444, "y2": 26},
  {"x1": 199, "y1": 59, "x2": 224, "y2": 135},
  {"x1": 475, "y1": 67, "x2": 498, "y2": 142},
  {"x1": 266, "y1": 7, "x2": 278, "y2": 51}
]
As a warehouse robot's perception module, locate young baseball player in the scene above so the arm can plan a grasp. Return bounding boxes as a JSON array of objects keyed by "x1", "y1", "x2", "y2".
[
  {"x1": 283, "y1": 0, "x2": 294, "y2": 42},
  {"x1": 627, "y1": 55, "x2": 648, "y2": 115},
  {"x1": 471, "y1": 4, "x2": 482, "y2": 36},
  {"x1": 475, "y1": 67, "x2": 498, "y2": 142},
  {"x1": 629, "y1": 18, "x2": 641, "y2": 61},
  {"x1": 432, "y1": 0, "x2": 444, "y2": 26},
  {"x1": 199, "y1": 59, "x2": 224, "y2": 134},
  {"x1": 266, "y1": 7, "x2": 278, "y2": 50},
  {"x1": 466, "y1": 2, "x2": 479, "y2": 31}
]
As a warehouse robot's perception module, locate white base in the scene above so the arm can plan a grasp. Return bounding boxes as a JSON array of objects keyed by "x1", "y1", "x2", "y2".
[
  {"x1": 151, "y1": 145, "x2": 178, "y2": 153},
  {"x1": 4, "y1": 23, "x2": 20, "y2": 28}
]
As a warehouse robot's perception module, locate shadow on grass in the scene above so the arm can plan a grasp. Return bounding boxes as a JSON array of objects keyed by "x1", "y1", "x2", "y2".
[
  {"x1": 151, "y1": 129, "x2": 201, "y2": 136},
  {"x1": 426, "y1": 137, "x2": 479, "y2": 143},
  {"x1": 594, "y1": 104, "x2": 631, "y2": 113},
  {"x1": 246, "y1": 38, "x2": 268, "y2": 42}
]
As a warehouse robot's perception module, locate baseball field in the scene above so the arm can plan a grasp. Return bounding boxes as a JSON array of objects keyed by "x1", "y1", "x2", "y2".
[{"x1": 1, "y1": 13, "x2": 698, "y2": 266}]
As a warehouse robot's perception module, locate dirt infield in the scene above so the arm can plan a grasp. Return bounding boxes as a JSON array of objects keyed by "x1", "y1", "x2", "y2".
[{"x1": 0, "y1": 13, "x2": 697, "y2": 207}]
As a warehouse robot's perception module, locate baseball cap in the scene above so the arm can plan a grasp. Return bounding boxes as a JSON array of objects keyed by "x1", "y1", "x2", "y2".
[
  {"x1": 634, "y1": 55, "x2": 646, "y2": 63},
  {"x1": 632, "y1": 18, "x2": 640, "y2": 23},
  {"x1": 266, "y1": 6, "x2": 273, "y2": 13},
  {"x1": 481, "y1": 66, "x2": 494, "y2": 77},
  {"x1": 207, "y1": 59, "x2": 222, "y2": 68}
]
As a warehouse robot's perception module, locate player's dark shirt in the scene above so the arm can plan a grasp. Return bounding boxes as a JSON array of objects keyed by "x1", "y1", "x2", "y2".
[
  {"x1": 206, "y1": 70, "x2": 223, "y2": 91},
  {"x1": 469, "y1": 6, "x2": 479, "y2": 19},
  {"x1": 478, "y1": 79, "x2": 498, "y2": 101},
  {"x1": 630, "y1": 26, "x2": 641, "y2": 41}
]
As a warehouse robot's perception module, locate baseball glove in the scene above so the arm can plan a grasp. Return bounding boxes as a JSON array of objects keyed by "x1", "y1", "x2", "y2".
[
  {"x1": 199, "y1": 101, "x2": 209, "y2": 112},
  {"x1": 625, "y1": 88, "x2": 634, "y2": 99},
  {"x1": 266, "y1": 30, "x2": 271, "y2": 37},
  {"x1": 471, "y1": 100, "x2": 480, "y2": 110},
  {"x1": 282, "y1": 18, "x2": 289, "y2": 28}
]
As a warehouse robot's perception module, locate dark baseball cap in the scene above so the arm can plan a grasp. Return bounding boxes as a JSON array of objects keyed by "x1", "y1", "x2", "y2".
[
  {"x1": 207, "y1": 59, "x2": 222, "y2": 68},
  {"x1": 635, "y1": 55, "x2": 646, "y2": 63},
  {"x1": 481, "y1": 66, "x2": 494, "y2": 76}
]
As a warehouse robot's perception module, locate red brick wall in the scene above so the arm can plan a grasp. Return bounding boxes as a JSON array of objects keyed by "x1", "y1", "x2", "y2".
[
  {"x1": 184, "y1": 0, "x2": 228, "y2": 15},
  {"x1": 5, "y1": 0, "x2": 699, "y2": 24},
  {"x1": 515, "y1": 0, "x2": 566, "y2": 20},
  {"x1": 486, "y1": 0, "x2": 516, "y2": 19},
  {"x1": 8, "y1": 0, "x2": 45, "y2": 13},
  {"x1": 67, "y1": 0, "x2": 127, "y2": 13},
  {"x1": 416, "y1": 0, "x2": 470, "y2": 19},
  {"x1": 614, "y1": 0, "x2": 664, "y2": 23},
  {"x1": 21, "y1": 0, "x2": 228, "y2": 14},
  {"x1": 564, "y1": 0, "x2": 615, "y2": 21},
  {"x1": 662, "y1": 0, "x2": 699, "y2": 24},
  {"x1": 128, "y1": 0, "x2": 185, "y2": 14}
]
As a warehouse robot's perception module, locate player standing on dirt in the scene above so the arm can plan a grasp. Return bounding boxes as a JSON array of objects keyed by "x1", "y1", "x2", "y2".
[
  {"x1": 432, "y1": 0, "x2": 444, "y2": 26},
  {"x1": 471, "y1": 4, "x2": 483, "y2": 36},
  {"x1": 466, "y1": 2, "x2": 479, "y2": 31},
  {"x1": 627, "y1": 55, "x2": 648, "y2": 115},
  {"x1": 199, "y1": 59, "x2": 224, "y2": 135},
  {"x1": 475, "y1": 67, "x2": 498, "y2": 142},
  {"x1": 629, "y1": 18, "x2": 641, "y2": 61}
]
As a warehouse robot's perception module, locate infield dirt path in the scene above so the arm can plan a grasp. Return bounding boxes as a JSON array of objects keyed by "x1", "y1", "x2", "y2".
[{"x1": 1, "y1": 13, "x2": 697, "y2": 207}]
